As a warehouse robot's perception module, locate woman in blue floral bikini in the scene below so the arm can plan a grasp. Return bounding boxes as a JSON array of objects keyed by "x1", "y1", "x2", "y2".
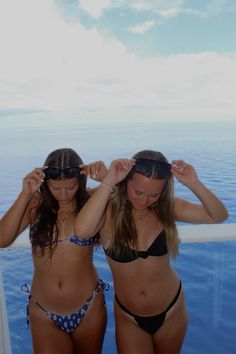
[{"x1": 0, "y1": 148, "x2": 108, "y2": 354}]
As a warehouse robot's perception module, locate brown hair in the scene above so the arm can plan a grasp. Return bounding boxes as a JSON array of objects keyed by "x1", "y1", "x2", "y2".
[{"x1": 30, "y1": 148, "x2": 89, "y2": 256}]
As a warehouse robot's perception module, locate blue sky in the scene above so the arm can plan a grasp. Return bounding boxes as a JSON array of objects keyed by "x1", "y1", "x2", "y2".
[{"x1": 0, "y1": 0, "x2": 235, "y2": 123}]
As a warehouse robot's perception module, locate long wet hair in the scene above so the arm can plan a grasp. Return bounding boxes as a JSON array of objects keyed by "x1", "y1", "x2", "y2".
[
  {"x1": 30, "y1": 148, "x2": 89, "y2": 255},
  {"x1": 107, "y1": 150, "x2": 179, "y2": 259}
]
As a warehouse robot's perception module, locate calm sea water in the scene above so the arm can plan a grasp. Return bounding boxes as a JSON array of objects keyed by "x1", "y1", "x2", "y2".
[{"x1": 0, "y1": 117, "x2": 236, "y2": 354}]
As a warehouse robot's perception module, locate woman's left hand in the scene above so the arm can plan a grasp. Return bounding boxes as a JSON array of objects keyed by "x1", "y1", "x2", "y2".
[
  {"x1": 171, "y1": 160, "x2": 199, "y2": 186},
  {"x1": 79, "y1": 161, "x2": 108, "y2": 182}
]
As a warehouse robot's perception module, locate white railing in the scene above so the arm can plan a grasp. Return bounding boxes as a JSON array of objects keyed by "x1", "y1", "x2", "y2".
[
  {"x1": 0, "y1": 273, "x2": 11, "y2": 354},
  {"x1": 6, "y1": 222, "x2": 236, "y2": 248},
  {"x1": 1, "y1": 222, "x2": 236, "y2": 354},
  {"x1": 178, "y1": 222, "x2": 236, "y2": 243}
]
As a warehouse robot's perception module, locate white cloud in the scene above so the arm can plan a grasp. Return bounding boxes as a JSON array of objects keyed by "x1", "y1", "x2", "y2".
[
  {"x1": 78, "y1": 0, "x2": 111, "y2": 19},
  {"x1": 0, "y1": 0, "x2": 235, "y2": 122},
  {"x1": 127, "y1": 20, "x2": 155, "y2": 34},
  {"x1": 158, "y1": 7, "x2": 180, "y2": 17},
  {"x1": 130, "y1": 2, "x2": 152, "y2": 11},
  {"x1": 126, "y1": 0, "x2": 235, "y2": 20}
]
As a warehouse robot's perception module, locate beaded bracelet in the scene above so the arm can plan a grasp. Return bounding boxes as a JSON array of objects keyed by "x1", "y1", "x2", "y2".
[{"x1": 100, "y1": 182, "x2": 113, "y2": 193}]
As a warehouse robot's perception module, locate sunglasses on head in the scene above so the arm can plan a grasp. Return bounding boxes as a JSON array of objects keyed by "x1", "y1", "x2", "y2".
[
  {"x1": 45, "y1": 167, "x2": 81, "y2": 180},
  {"x1": 134, "y1": 158, "x2": 172, "y2": 178}
]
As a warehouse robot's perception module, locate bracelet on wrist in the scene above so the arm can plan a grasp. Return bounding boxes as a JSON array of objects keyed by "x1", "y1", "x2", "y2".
[{"x1": 100, "y1": 182, "x2": 114, "y2": 193}]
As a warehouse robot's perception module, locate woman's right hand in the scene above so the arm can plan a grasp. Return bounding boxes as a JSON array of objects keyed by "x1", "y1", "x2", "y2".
[
  {"x1": 103, "y1": 159, "x2": 136, "y2": 186},
  {"x1": 22, "y1": 168, "x2": 45, "y2": 195}
]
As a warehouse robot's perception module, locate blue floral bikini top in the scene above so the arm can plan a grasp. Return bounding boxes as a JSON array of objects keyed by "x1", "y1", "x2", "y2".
[
  {"x1": 29, "y1": 224, "x2": 99, "y2": 247},
  {"x1": 56, "y1": 234, "x2": 99, "y2": 246}
]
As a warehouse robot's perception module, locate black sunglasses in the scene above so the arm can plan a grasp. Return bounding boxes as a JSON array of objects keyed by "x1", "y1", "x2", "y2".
[
  {"x1": 134, "y1": 158, "x2": 172, "y2": 178},
  {"x1": 45, "y1": 167, "x2": 81, "y2": 179}
]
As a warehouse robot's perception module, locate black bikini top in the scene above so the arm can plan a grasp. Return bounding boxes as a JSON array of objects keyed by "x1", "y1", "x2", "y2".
[{"x1": 103, "y1": 230, "x2": 168, "y2": 263}]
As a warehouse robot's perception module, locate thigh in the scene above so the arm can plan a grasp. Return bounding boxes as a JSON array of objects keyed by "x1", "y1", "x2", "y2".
[
  {"x1": 29, "y1": 302, "x2": 74, "y2": 354},
  {"x1": 72, "y1": 290, "x2": 108, "y2": 354},
  {"x1": 153, "y1": 290, "x2": 189, "y2": 354},
  {"x1": 114, "y1": 301, "x2": 155, "y2": 354}
]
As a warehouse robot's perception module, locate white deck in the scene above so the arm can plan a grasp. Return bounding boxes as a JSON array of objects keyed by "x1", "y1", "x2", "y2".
[{"x1": 1, "y1": 222, "x2": 236, "y2": 354}]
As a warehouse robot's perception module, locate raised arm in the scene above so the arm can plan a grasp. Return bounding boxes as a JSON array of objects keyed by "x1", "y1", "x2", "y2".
[
  {"x1": 0, "y1": 168, "x2": 45, "y2": 248},
  {"x1": 75, "y1": 159, "x2": 135, "y2": 238},
  {"x1": 172, "y1": 160, "x2": 228, "y2": 223},
  {"x1": 79, "y1": 160, "x2": 108, "y2": 196}
]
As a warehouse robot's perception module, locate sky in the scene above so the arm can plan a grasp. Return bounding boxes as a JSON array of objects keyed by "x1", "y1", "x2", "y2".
[{"x1": 0, "y1": 0, "x2": 236, "y2": 124}]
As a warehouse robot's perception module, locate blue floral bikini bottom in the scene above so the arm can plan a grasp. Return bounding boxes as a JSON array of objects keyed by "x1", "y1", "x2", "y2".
[{"x1": 21, "y1": 279, "x2": 109, "y2": 334}]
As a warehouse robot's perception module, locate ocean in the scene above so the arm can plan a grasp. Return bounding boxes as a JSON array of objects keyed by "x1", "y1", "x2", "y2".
[{"x1": 0, "y1": 117, "x2": 235, "y2": 354}]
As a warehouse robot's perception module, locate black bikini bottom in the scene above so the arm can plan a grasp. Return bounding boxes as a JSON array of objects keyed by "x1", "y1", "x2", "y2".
[{"x1": 115, "y1": 281, "x2": 182, "y2": 335}]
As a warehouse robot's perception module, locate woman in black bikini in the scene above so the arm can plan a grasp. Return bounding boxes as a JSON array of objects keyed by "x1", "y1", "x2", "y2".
[
  {"x1": 74, "y1": 149, "x2": 228, "y2": 354},
  {"x1": 0, "y1": 148, "x2": 108, "y2": 354}
]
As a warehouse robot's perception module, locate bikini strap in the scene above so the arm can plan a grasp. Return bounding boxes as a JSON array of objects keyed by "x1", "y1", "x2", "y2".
[
  {"x1": 165, "y1": 281, "x2": 182, "y2": 312},
  {"x1": 115, "y1": 295, "x2": 135, "y2": 317},
  {"x1": 21, "y1": 283, "x2": 31, "y2": 295},
  {"x1": 21, "y1": 284, "x2": 32, "y2": 327},
  {"x1": 21, "y1": 283, "x2": 49, "y2": 316},
  {"x1": 69, "y1": 234, "x2": 100, "y2": 246},
  {"x1": 115, "y1": 280, "x2": 182, "y2": 318},
  {"x1": 99, "y1": 278, "x2": 110, "y2": 291},
  {"x1": 56, "y1": 234, "x2": 100, "y2": 246}
]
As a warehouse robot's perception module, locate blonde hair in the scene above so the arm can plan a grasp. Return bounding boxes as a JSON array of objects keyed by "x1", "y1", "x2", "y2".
[{"x1": 107, "y1": 150, "x2": 179, "y2": 259}]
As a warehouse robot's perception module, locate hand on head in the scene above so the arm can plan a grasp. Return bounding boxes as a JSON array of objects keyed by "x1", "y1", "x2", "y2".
[
  {"x1": 22, "y1": 168, "x2": 45, "y2": 195},
  {"x1": 171, "y1": 160, "x2": 198, "y2": 185},
  {"x1": 79, "y1": 161, "x2": 108, "y2": 182},
  {"x1": 103, "y1": 159, "x2": 136, "y2": 186}
]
